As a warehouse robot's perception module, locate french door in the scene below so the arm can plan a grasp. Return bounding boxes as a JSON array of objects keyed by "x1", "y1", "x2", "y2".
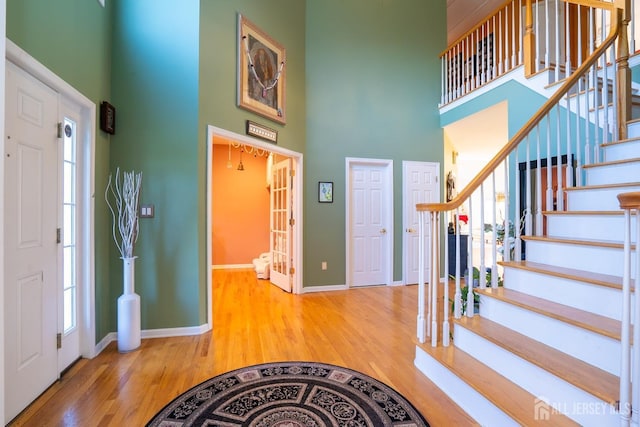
[{"x1": 270, "y1": 158, "x2": 292, "y2": 292}]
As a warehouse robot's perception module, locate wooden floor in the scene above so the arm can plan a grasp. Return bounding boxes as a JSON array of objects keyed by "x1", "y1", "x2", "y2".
[{"x1": 9, "y1": 269, "x2": 476, "y2": 426}]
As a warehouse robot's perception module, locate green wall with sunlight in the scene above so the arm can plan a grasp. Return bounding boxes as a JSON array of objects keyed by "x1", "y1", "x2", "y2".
[
  {"x1": 6, "y1": 0, "x2": 448, "y2": 340},
  {"x1": 304, "y1": 0, "x2": 446, "y2": 286}
]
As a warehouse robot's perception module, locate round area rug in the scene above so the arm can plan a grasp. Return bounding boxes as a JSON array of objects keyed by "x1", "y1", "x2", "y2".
[{"x1": 146, "y1": 361, "x2": 430, "y2": 426}]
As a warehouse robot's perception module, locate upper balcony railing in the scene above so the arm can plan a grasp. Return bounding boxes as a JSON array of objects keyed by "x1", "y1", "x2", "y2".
[{"x1": 441, "y1": 0, "x2": 635, "y2": 106}]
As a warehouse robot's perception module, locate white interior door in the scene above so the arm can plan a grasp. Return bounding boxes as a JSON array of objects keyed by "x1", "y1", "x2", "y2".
[
  {"x1": 403, "y1": 161, "x2": 439, "y2": 285},
  {"x1": 270, "y1": 157, "x2": 292, "y2": 292},
  {"x1": 348, "y1": 161, "x2": 392, "y2": 287},
  {"x1": 4, "y1": 60, "x2": 59, "y2": 421}
]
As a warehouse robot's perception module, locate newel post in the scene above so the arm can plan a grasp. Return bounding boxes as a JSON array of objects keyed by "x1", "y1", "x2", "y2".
[
  {"x1": 523, "y1": 0, "x2": 535, "y2": 77},
  {"x1": 616, "y1": 0, "x2": 632, "y2": 141}
]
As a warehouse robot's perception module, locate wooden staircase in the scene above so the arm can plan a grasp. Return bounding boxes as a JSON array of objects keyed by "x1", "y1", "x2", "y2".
[{"x1": 414, "y1": 122, "x2": 640, "y2": 426}]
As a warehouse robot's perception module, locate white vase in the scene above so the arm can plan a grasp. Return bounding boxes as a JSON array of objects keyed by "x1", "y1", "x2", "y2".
[{"x1": 117, "y1": 256, "x2": 141, "y2": 352}]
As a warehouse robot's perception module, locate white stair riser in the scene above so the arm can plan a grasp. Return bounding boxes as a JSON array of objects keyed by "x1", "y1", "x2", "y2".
[
  {"x1": 479, "y1": 296, "x2": 620, "y2": 375},
  {"x1": 603, "y1": 140, "x2": 640, "y2": 162},
  {"x1": 586, "y1": 161, "x2": 640, "y2": 186},
  {"x1": 414, "y1": 347, "x2": 519, "y2": 427},
  {"x1": 454, "y1": 326, "x2": 619, "y2": 427},
  {"x1": 525, "y1": 239, "x2": 634, "y2": 277},
  {"x1": 626, "y1": 121, "x2": 640, "y2": 138},
  {"x1": 546, "y1": 214, "x2": 635, "y2": 243},
  {"x1": 567, "y1": 185, "x2": 640, "y2": 210},
  {"x1": 503, "y1": 268, "x2": 631, "y2": 323}
]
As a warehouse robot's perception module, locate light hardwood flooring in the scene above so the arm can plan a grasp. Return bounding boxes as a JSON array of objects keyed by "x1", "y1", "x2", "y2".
[{"x1": 9, "y1": 269, "x2": 476, "y2": 426}]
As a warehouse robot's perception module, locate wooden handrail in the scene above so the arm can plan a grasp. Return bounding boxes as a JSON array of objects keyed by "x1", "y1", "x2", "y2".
[{"x1": 419, "y1": 0, "x2": 620, "y2": 213}]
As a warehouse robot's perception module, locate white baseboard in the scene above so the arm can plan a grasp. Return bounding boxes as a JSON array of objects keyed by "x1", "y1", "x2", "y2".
[
  {"x1": 92, "y1": 323, "x2": 211, "y2": 357},
  {"x1": 212, "y1": 264, "x2": 253, "y2": 270},
  {"x1": 302, "y1": 284, "x2": 349, "y2": 293},
  {"x1": 141, "y1": 323, "x2": 210, "y2": 339}
]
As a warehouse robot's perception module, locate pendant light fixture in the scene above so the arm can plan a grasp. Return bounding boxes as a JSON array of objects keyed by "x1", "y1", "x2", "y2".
[{"x1": 237, "y1": 148, "x2": 245, "y2": 171}]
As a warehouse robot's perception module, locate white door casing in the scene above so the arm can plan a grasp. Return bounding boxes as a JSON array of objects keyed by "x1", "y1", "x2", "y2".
[
  {"x1": 270, "y1": 157, "x2": 292, "y2": 292},
  {"x1": 4, "y1": 60, "x2": 59, "y2": 421},
  {"x1": 346, "y1": 158, "x2": 393, "y2": 287},
  {"x1": 402, "y1": 161, "x2": 439, "y2": 285},
  {"x1": 206, "y1": 125, "x2": 304, "y2": 329}
]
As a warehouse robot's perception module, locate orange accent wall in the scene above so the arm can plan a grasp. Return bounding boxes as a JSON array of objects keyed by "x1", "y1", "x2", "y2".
[{"x1": 212, "y1": 144, "x2": 270, "y2": 265}]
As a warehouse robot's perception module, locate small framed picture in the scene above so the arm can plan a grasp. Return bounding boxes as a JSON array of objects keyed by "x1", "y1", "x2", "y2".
[{"x1": 318, "y1": 181, "x2": 333, "y2": 203}]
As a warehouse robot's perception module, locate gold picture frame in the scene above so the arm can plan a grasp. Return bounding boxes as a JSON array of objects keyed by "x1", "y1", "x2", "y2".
[{"x1": 237, "y1": 14, "x2": 286, "y2": 124}]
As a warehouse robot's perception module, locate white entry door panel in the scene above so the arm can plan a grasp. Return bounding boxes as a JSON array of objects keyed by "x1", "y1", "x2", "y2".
[
  {"x1": 4, "y1": 61, "x2": 60, "y2": 422},
  {"x1": 403, "y1": 161, "x2": 439, "y2": 285},
  {"x1": 270, "y1": 158, "x2": 292, "y2": 292},
  {"x1": 348, "y1": 161, "x2": 392, "y2": 287}
]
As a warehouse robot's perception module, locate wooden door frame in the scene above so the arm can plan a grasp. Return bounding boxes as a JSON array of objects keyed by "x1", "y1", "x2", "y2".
[
  {"x1": 205, "y1": 126, "x2": 304, "y2": 329},
  {"x1": 345, "y1": 157, "x2": 394, "y2": 288}
]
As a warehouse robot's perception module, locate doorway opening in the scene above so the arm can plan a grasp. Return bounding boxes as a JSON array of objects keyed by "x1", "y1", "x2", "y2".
[{"x1": 205, "y1": 126, "x2": 303, "y2": 327}]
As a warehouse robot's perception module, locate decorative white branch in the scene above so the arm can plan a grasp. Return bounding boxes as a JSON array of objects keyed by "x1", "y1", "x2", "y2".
[{"x1": 105, "y1": 168, "x2": 142, "y2": 259}]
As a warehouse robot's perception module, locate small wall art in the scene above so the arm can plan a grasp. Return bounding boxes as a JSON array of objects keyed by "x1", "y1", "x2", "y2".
[{"x1": 318, "y1": 181, "x2": 333, "y2": 203}]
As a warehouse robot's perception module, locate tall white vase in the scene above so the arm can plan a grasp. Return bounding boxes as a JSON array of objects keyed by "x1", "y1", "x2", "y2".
[{"x1": 118, "y1": 256, "x2": 141, "y2": 352}]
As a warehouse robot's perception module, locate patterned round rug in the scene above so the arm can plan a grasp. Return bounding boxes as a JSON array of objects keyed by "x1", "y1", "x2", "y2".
[{"x1": 146, "y1": 361, "x2": 430, "y2": 426}]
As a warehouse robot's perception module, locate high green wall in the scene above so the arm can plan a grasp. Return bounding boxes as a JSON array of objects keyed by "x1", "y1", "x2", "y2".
[
  {"x1": 6, "y1": 0, "x2": 447, "y2": 338},
  {"x1": 304, "y1": 0, "x2": 446, "y2": 286},
  {"x1": 199, "y1": 1, "x2": 306, "y2": 153},
  {"x1": 6, "y1": 0, "x2": 113, "y2": 341},
  {"x1": 110, "y1": 0, "x2": 201, "y2": 330}
]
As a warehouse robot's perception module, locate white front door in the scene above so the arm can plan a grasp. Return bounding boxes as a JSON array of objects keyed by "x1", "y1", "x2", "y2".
[
  {"x1": 348, "y1": 160, "x2": 393, "y2": 287},
  {"x1": 402, "y1": 161, "x2": 439, "y2": 285},
  {"x1": 4, "y1": 60, "x2": 59, "y2": 421},
  {"x1": 270, "y1": 157, "x2": 292, "y2": 292}
]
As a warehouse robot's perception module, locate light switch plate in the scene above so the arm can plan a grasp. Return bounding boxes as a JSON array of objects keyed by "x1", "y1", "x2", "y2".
[{"x1": 140, "y1": 204, "x2": 154, "y2": 218}]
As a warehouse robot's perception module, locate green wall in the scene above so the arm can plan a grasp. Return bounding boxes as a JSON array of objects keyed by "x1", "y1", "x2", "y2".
[
  {"x1": 7, "y1": 0, "x2": 113, "y2": 341},
  {"x1": 304, "y1": 0, "x2": 446, "y2": 286},
  {"x1": 6, "y1": 0, "x2": 448, "y2": 338},
  {"x1": 110, "y1": 0, "x2": 201, "y2": 330}
]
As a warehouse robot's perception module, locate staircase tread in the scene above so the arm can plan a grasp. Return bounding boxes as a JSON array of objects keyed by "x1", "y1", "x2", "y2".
[
  {"x1": 416, "y1": 343, "x2": 580, "y2": 426},
  {"x1": 564, "y1": 181, "x2": 640, "y2": 192},
  {"x1": 501, "y1": 260, "x2": 628, "y2": 288},
  {"x1": 455, "y1": 316, "x2": 619, "y2": 405},
  {"x1": 498, "y1": 260, "x2": 634, "y2": 291},
  {"x1": 475, "y1": 287, "x2": 623, "y2": 341},
  {"x1": 522, "y1": 234, "x2": 633, "y2": 249},
  {"x1": 542, "y1": 210, "x2": 623, "y2": 215},
  {"x1": 601, "y1": 136, "x2": 640, "y2": 147},
  {"x1": 582, "y1": 157, "x2": 640, "y2": 168}
]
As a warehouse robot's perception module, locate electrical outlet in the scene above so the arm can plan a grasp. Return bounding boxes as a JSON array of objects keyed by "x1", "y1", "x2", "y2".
[{"x1": 321, "y1": 261, "x2": 327, "y2": 270}]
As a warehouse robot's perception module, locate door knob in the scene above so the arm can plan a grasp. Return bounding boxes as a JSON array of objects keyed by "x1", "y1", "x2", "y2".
[
  {"x1": 406, "y1": 228, "x2": 416, "y2": 233},
  {"x1": 380, "y1": 228, "x2": 387, "y2": 234}
]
